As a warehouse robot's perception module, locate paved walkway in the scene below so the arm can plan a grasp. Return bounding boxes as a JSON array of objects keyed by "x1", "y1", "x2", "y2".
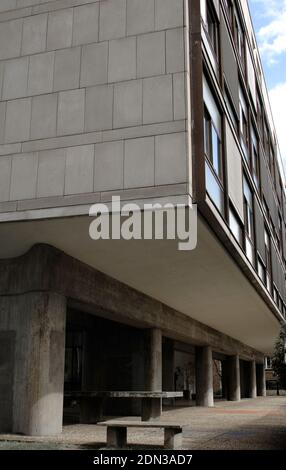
[{"x1": 1, "y1": 395, "x2": 286, "y2": 450}]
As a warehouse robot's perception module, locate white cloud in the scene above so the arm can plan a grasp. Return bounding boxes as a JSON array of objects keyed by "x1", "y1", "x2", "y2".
[
  {"x1": 250, "y1": 0, "x2": 286, "y2": 63},
  {"x1": 269, "y1": 82, "x2": 286, "y2": 164}
]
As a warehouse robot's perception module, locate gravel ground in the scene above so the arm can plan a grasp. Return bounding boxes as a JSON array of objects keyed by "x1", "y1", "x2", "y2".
[{"x1": 1, "y1": 395, "x2": 286, "y2": 450}]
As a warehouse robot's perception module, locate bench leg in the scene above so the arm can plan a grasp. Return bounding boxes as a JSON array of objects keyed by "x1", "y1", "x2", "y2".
[
  {"x1": 164, "y1": 429, "x2": 182, "y2": 450},
  {"x1": 142, "y1": 398, "x2": 162, "y2": 421},
  {"x1": 80, "y1": 397, "x2": 104, "y2": 424},
  {"x1": 107, "y1": 427, "x2": 127, "y2": 448}
]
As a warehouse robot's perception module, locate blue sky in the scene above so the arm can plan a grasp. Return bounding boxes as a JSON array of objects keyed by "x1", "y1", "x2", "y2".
[{"x1": 248, "y1": 0, "x2": 286, "y2": 169}]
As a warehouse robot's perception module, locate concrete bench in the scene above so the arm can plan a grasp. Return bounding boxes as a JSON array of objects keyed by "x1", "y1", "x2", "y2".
[
  {"x1": 65, "y1": 391, "x2": 183, "y2": 423},
  {"x1": 102, "y1": 420, "x2": 184, "y2": 449}
]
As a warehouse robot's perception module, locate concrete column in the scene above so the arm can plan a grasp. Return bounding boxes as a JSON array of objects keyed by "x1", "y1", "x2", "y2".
[
  {"x1": 249, "y1": 360, "x2": 257, "y2": 398},
  {"x1": 221, "y1": 361, "x2": 228, "y2": 399},
  {"x1": 195, "y1": 346, "x2": 214, "y2": 407},
  {"x1": 227, "y1": 355, "x2": 241, "y2": 401},
  {"x1": 0, "y1": 292, "x2": 66, "y2": 436},
  {"x1": 144, "y1": 328, "x2": 162, "y2": 391},
  {"x1": 256, "y1": 362, "x2": 266, "y2": 397},
  {"x1": 162, "y1": 338, "x2": 175, "y2": 391}
]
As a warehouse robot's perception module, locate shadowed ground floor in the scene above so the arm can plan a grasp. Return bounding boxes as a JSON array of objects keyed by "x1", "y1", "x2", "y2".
[{"x1": 0, "y1": 395, "x2": 285, "y2": 450}]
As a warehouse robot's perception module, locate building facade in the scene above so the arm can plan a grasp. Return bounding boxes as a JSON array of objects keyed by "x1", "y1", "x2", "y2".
[{"x1": 0, "y1": 0, "x2": 285, "y2": 436}]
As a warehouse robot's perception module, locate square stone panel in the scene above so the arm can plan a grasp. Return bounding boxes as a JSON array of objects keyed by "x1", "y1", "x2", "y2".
[
  {"x1": 57, "y1": 89, "x2": 85, "y2": 136},
  {"x1": 22, "y1": 13, "x2": 48, "y2": 56},
  {"x1": 65, "y1": 145, "x2": 94, "y2": 195},
  {"x1": 47, "y1": 9, "x2": 73, "y2": 51},
  {"x1": 5, "y1": 98, "x2": 32, "y2": 144},
  {"x1": 114, "y1": 80, "x2": 142, "y2": 129},
  {"x1": 173, "y1": 72, "x2": 186, "y2": 120},
  {"x1": 80, "y1": 42, "x2": 108, "y2": 88},
  {"x1": 143, "y1": 75, "x2": 173, "y2": 124},
  {"x1": 166, "y1": 28, "x2": 185, "y2": 74},
  {"x1": 0, "y1": 19, "x2": 22, "y2": 61},
  {"x1": 2, "y1": 57, "x2": 29, "y2": 101},
  {"x1": 10, "y1": 153, "x2": 38, "y2": 200},
  {"x1": 37, "y1": 149, "x2": 66, "y2": 198},
  {"x1": 137, "y1": 31, "x2": 165, "y2": 79},
  {"x1": 99, "y1": 0, "x2": 126, "y2": 41},
  {"x1": 94, "y1": 141, "x2": 124, "y2": 191},
  {"x1": 155, "y1": 132, "x2": 187, "y2": 185},
  {"x1": 85, "y1": 85, "x2": 113, "y2": 132},
  {"x1": 108, "y1": 37, "x2": 136, "y2": 83},
  {"x1": 127, "y1": 0, "x2": 155, "y2": 36},
  {"x1": 155, "y1": 0, "x2": 184, "y2": 30},
  {"x1": 30, "y1": 93, "x2": 57, "y2": 140},
  {"x1": 124, "y1": 137, "x2": 155, "y2": 188},
  {"x1": 54, "y1": 47, "x2": 81, "y2": 92},
  {"x1": 0, "y1": 102, "x2": 5, "y2": 145},
  {"x1": 0, "y1": 157, "x2": 12, "y2": 202},
  {"x1": 73, "y1": 3, "x2": 99, "y2": 46},
  {"x1": 28, "y1": 52, "x2": 55, "y2": 96}
]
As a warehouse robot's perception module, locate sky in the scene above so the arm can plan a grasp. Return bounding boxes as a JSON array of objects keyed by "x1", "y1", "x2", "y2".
[{"x1": 248, "y1": 0, "x2": 286, "y2": 171}]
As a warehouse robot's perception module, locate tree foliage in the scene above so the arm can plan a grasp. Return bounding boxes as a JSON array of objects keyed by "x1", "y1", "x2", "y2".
[{"x1": 272, "y1": 323, "x2": 286, "y2": 388}]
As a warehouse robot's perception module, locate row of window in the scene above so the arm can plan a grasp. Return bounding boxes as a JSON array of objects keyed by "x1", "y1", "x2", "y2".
[
  {"x1": 203, "y1": 0, "x2": 285, "y2": 258},
  {"x1": 203, "y1": 75, "x2": 285, "y2": 318}
]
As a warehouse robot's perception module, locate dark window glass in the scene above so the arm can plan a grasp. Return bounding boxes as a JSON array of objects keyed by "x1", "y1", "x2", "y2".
[
  {"x1": 243, "y1": 177, "x2": 255, "y2": 264},
  {"x1": 206, "y1": 1, "x2": 218, "y2": 55},
  {"x1": 229, "y1": 206, "x2": 243, "y2": 245},
  {"x1": 264, "y1": 228, "x2": 272, "y2": 293}
]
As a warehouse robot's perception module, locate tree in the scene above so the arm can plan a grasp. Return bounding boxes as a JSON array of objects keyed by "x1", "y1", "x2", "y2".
[{"x1": 272, "y1": 323, "x2": 286, "y2": 389}]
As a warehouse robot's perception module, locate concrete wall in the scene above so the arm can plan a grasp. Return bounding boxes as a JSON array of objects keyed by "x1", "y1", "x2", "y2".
[
  {"x1": 0, "y1": 292, "x2": 66, "y2": 435},
  {"x1": 0, "y1": 0, "x2": 190, "y2": 216}
]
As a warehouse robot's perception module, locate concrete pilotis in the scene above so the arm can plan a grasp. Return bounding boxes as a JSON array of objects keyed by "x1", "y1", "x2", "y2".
[
  {"x1": 144, "y1": 328, "x2": 162, "y2": 418},
  {"x1": 227, "y1": 355, "x2": 241, "y2": 401},
  {"x1": 144, "y1": 328, "x2": 162, "y2": 391},
  {"x1": 249, "y1": 360, "x2": 257, "y2": 398},
  {"x1": 195, "y1": 346, "x2": 214, "y2": 407},
  {"x1": 256, "y1": 362, "x2": 266, "y2": 397},
  {"x1": 0, "y1": 292, "x2": 66, "y2": 436}
]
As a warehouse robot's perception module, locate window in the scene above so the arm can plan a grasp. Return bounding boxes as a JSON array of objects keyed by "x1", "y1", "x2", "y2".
[
  {"x1": 239, "y1": 88, "x2": 249, "y2": 159},
  {"x1": 229, "y1": 205, "x2": 243, "y2": 245},
  {"x1": 234, "y1": 10, "x2": 246, "y2": 72},
  {"x1": 262, "y1": 197, "x2": 269, "y2": 221},
  {"x1": 269, "y1": 145, "x2": 275, "y2": 183},
  {"x1": 278, "y1": 295, "x2": 283, "y2": 313},
  {"x1": 203, "y1": 77, "x2": 224, "y2": 214},
  {"x1": 278, "y1": 213, "x2": 283, "y2": 253},
  {"x1": 257, "y1": 257, "x2": 266, "y2": 284},
  {"x1": 205, "y1": 0, "x2": 219, "y2": 56},
  {"x1": 250, "y1": 126, "x2": 260, "y2": 189},
  {"x1": 256, "y1": 93, "x2": 263, "y2": 138},
  {"x1": 204, "y1": 109, "x2": 222, "y2": 178},
  {"x1": 224, "y1": 0, "x2": 233, "y2": 27},
  {"x1": 243, "y1": 177, "x2": 255, "y2": 264},
  {"x1": 264, "y1": 228, "x2": 272, "y2": 293},
  {"x1": 224, "y1": 85, "x2": 238, "y2": 133},
  {"x1": 273, "y1": 285, "x2": 278, "y2": 305}
]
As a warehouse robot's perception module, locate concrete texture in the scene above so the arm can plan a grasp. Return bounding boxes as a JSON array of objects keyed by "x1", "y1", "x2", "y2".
[
  {"x1": 0, "y1": 0, "x2": 188, "y2": 210},
  {"x1": 196, "y1": 346, "x2": 214, "y2": 407},
  {"x1": 227, "y1": 355, "x2": 241, "y2": 401},
  {"x1": 0, "y1": 396, "x2": 285, "y2": 449},
  {"x1": 0, "y1": 292, "x2": 66, "y2": 435}
]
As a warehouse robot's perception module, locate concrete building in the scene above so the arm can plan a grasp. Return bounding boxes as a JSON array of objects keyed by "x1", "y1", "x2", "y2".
[{"x1": 0, "y1": 0, "x2": 285, "y2": 436}]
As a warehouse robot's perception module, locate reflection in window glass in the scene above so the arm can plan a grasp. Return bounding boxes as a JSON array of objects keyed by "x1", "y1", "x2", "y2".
[
  {"x1": 229, "y1": 208, "x2": 242, "y2": 245},
  {"x1": 212, "y1": 124, "x2": 221, "y2": 177},
  {"x1": 205, "y1": 161, "x2": 224, "y2": 213}
]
